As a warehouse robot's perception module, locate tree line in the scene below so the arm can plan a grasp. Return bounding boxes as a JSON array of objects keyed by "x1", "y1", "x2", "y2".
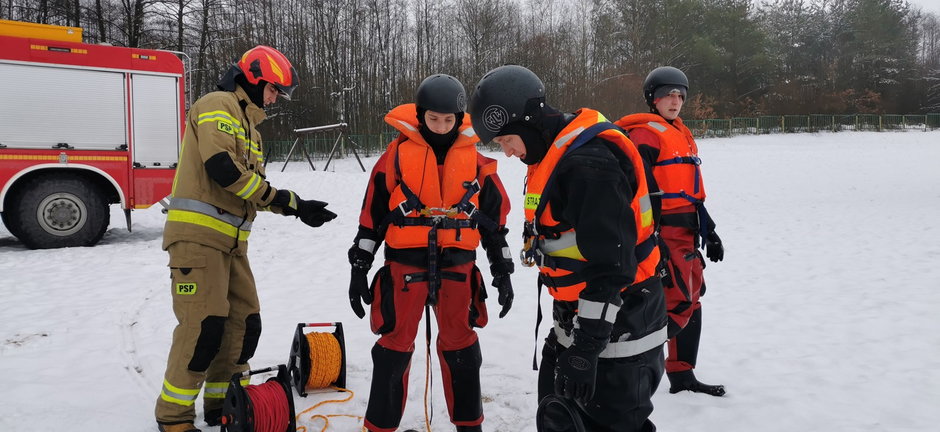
[{"x1": 4, "y1": 0, "x2": 939, "y2": 139}]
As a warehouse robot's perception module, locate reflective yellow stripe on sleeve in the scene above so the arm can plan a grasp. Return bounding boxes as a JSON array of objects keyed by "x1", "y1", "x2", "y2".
[{"x1": 235, "y1": 173, "x2": 263, "y2": 199}]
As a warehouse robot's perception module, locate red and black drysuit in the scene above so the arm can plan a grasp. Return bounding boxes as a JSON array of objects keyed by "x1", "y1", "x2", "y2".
[
  {"x1": 526, "y1": 110, "x2": 667, "y2": 432},
  {"x1": 615, "y1": 113, "x2": 717, "y2": 377},
  {"x1": 352, "y1": 104, "x2": 511, "y2": 431}
]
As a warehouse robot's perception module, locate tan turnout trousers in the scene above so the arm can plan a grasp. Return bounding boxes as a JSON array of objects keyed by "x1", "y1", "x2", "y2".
[{"x1": 155, "y1": 241, "x2": 260, "y2": 424}]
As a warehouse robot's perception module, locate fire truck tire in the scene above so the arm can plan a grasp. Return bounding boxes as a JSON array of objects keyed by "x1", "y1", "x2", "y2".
[
  {"x1": 9, "y1": 174, "x2": 110, "y2": 249},
  {"x1": 2, "y1": 210, "x2": 24, "y2": 239}
]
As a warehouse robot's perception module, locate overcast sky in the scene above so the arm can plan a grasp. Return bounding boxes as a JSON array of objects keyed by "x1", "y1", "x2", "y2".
[{"x1": 905, "y1": 0, "x2": 940, "y2": 16}]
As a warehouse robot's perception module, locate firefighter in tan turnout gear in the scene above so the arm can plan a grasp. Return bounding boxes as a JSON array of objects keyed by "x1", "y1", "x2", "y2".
[{"x1": 155, "y1": 46, "x2": 337, "y2": 432}]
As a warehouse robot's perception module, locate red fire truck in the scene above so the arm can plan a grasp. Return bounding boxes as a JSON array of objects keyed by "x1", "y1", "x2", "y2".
[{"x1": 0, "y1": 19, "x2": 186, "y2": 249}]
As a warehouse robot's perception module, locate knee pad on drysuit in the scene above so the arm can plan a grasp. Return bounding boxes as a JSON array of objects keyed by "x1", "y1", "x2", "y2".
[
  {"x1": 189, "y1": 316, "x2": 226, "y2": 372},
  {"x1": 365, "y1": 344, "x2": 414, "y2": 430},
  {"x1": 441, "y1": 341, "x2": 483, "y2": 423},
  {"x1": 237, "y1": 313, "x2": 262, "y2": 364}
]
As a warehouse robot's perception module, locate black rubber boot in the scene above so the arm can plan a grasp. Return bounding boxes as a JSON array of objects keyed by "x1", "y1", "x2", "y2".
[
  {"x1": 456, "y1": 426, "x2": 483, "y2": 432},
  {"x1": 667, "y1": 370, "x2": 725, "y2": 396},
  {"x1": 204, "y1": 408, "x2": 222, "y2": 426}
]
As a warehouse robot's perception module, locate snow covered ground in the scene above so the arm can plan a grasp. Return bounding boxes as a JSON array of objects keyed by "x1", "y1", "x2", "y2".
[{"x1": 1, "y1": 130, "x2": 939, "y2": 432}]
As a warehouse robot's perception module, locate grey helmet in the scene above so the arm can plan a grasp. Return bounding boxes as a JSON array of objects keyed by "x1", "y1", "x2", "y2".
[
  {"x1": 416, "y1": 74, "x2": 467, "y2": 114},
  {"x1": 468, "y1": 65, "x2": 546, "y2": 144},
  {"x1": 643, "y1": 66, "x2": 689, "y2": 107}
]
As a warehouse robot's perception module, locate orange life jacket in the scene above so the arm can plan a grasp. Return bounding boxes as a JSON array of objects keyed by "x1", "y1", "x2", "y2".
[
  {"x1": 522, "y1": 109, "x2": 660, "y2": 301},
  {"x1": 615, "y1": 113, "x2": 706, "y2": 212},
  {"x1": 382, "y1": 103, "x2": 485, "y2": 250}
]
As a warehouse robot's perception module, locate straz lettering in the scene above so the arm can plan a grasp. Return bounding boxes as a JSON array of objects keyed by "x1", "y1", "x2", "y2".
[{"x1": 524, "y1": 194, "x2": 541, "y2": 210}]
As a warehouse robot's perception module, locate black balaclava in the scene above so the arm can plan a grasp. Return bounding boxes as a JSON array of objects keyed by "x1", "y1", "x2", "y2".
[
  {"x1": 234, "y1": 73, "x2": 267, "y2": 108},
  {"x1": 497, "y1": 103, "x2": 571, "y2": 165},
  {"x1": 417, "y1": 106, "x2": 465, "y2": 164}
]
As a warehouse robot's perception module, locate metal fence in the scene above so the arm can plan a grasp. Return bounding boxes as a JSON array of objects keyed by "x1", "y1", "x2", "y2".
[
  {"x1": 685, "y1": 113, "x2": 940, "y2": 138},
  {"x1": 263, "y1": 113, "x2": 940, "y2": 161}
]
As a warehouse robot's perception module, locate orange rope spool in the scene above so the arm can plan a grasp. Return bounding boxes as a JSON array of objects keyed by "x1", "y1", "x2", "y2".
[{"x1": 303, "y1": 332, "x2": 342, "y2": 390}]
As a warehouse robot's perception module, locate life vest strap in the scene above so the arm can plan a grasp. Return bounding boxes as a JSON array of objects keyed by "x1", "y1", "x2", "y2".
[
  {"x1": 395, "y1": 217, "x2": 476, "y2": 229},
  {"x1": 403, "y1": 270, "x2": 467, "y2": 283},
  {"x1": 655, "y1": 155, "x2": 701, "y2": 166},
  {"x1": 661, "y1": 191, "x2": 711, "y2": 249}
]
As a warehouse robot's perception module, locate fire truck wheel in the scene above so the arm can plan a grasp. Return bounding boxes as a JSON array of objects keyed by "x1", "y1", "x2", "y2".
[
  {"x1": 10, "y1": 174, "x2": 110, "y2": 249},
  {"x1": 1, "y1": 210, "x2": 24, "y2": 239}
]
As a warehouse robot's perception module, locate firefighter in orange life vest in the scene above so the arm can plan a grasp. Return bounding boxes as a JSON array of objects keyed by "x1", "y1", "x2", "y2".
[
  {"x1": 614, "y1": 66, "x2": 726, "y2": 397},
  {"x1": 469, "y1": 65, "x2": 667, "y2": 432},
  {"x1": 155, "y1": 46, "x2": 337, "y2": 432},
  {"x1": 348, "y1": 74, "x2": 513, "y2": 432}
]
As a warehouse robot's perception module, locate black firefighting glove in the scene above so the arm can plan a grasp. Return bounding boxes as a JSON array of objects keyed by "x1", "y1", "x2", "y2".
[
  {"x1": 555, "y1": 329, "x2": 606, "y2": 405},
  {"x1": 272, "y1": 189, "x2": 337, "y2": 228},
  {"x1": 490, "y1": 260, "x2": 514, "y2": 318},
  {"x1": 705, "y1": 230, "x2": 724, "y2": 262},
  {"x1": 348, "y1": 245, "x2": 374, "y2": 319}
]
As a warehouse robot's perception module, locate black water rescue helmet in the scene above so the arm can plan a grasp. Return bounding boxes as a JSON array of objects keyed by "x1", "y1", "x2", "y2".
[{"x1": 468, "y1": 65, "x2": 545, "y2": 144}]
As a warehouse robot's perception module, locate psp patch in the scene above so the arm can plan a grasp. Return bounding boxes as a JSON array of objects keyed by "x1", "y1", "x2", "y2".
[
  {"x1": 217, "y1": 121, "x2": 235, "y2": 135},
  {"x1": 176, "y1": 282, "x2": 197, "y2": 295}
]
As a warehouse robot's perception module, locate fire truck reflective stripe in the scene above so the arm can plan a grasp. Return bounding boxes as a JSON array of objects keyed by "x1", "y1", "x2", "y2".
[
  {"x1": 235, "y1": 173, "x2": 262, "y2": 199},
  {"x1": 169, "y1": 198, "x2": 252, "y2": 231},
  {"x1": 204, "y1": 381, "x2": 228, "y2": 399},
  {"x1": 554, "y1": 322, "x2": 666, "y2": 359},
  {"x1": 167, "y1": 210, "x2": 251, "y2": 241},
  {"x1": 0, "y1": 155, "x2": 127, "y2": 161},
  {"x1": 578, "y1": 299, "x2": 619, "y2": 324},
  {"x1": 160, "y1": 379, "x2": 199, "y2": 406}
]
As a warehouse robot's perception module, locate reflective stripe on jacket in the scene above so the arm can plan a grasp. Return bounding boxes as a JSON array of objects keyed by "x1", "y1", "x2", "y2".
[
  {"x1": 524, "y1": 108, "x2": 659, "y2": 301},
  {"x1": 383, "y1": 103, "x2": 485, "y2": 250},
  {"x1": 615, "y1": 113, "x2": 705, "y2": 212},
  {"x1": 162, "y1": 85, "x2": 273, "y2": 252}
]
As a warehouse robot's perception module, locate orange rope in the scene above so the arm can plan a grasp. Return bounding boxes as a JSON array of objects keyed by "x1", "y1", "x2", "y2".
[
  {"x1": 295, "y1": 386, "x2": 360, "y2": 432},
  {"x1": 304, "y1": 332, "x2": 342, "y2": 390},
  {"x1": 295, "y1": 331, "x2": 362, "y2": 431}
]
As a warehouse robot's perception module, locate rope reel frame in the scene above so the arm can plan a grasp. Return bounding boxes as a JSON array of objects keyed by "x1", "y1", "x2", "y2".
[
  {"x1": 221, "y1": 364, "x2": 296, "y2": 432},
  {"x1": 288, "y1": 322, "x2": 347, "y2": 397}
]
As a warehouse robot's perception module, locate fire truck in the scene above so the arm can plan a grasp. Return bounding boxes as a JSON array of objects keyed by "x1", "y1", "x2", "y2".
[{"x1": 0, "y1": 19, "x2": 186, "y2": 249}]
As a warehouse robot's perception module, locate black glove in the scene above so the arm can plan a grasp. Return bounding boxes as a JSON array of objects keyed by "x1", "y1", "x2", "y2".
[
  {"x1": 705, "y1": 231, "x2": 724, "y2": 262},
  {"x1": 491, "y1": 273, "x2": 513, "y2": 318},
  {"x1": 489, "y1": 259, "x2": 514, "y2": 318},
  {"x1": 296, "y1": 199, "x2": 337, "y2": 228},
  {"x1": 272, "y1": 189, "x2": 337, "y2": 228},
  {"x1": 348, "y1": 245, "x2": 374, "y2": 319},
  {"x1": 554, "y1": 330, "x2": 606, "y2": 405}
]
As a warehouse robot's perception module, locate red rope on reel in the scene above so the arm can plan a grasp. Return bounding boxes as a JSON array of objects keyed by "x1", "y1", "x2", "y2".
[{"x1": 243, "y1": 380, "x2": 291, "y2": 432}]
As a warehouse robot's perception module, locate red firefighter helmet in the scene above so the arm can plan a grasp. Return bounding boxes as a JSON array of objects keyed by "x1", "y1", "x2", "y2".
[{"x1": 236, "y1": 45, "x2": 298, "y2": 100}]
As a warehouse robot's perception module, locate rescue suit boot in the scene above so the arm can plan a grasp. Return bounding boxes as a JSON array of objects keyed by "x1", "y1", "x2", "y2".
[
  {"x1": 456, "y1": 426, "x2": 483, "y2": 432},
  {"x1": 156, "y1": 422, "x2": 201, "y2": 432},
  {"x1": 667, "y1": 370, "x2": 725, "y2": 397}
]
